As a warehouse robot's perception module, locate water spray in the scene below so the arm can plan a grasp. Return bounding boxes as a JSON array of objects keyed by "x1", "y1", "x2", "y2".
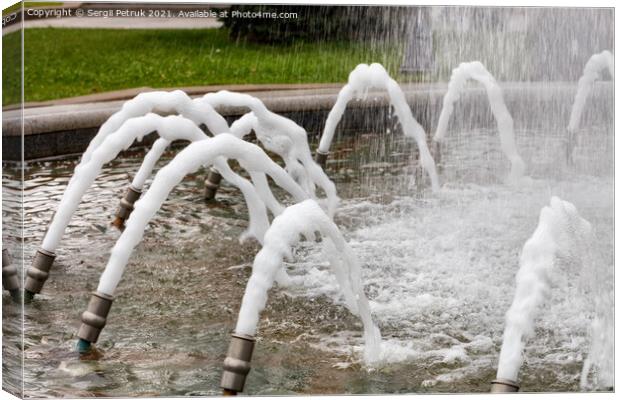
[
  {"x1": 316, "y1": 63, "x2": 439, "y2": 191},
  {"x1": 204, "y1": 91, "x2": 339, "y2": 215},
  {"x1": 224, "y1": 199, "x2": 381, "y2": 393},
  {"x1": 566, "y1": 50, "x2": 614, "y2": 164},
  {"x1": 433, "y1": 61, "x2": 527, "y2": 185},
  {"x1": 26, "y1": 114, "x2": 206, "y2": 297},
  {"x1": 108, "y1": 92, "x2": 233, "y2": 228},
  {"x1": 76, "y1": 134, "x2": 310, "y2": 348},
  {"x1": 492, "y1": 197, "x2": 592, "y2": 392}
]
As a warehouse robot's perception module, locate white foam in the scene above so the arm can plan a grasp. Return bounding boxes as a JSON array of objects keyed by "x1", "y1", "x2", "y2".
[
  {"x1": 205, "y1": 91, "x2": 339, "y2": 216},
  {"x1": 567, "y1": 51, "x2": 614, "y2": 134},
  {"x1": 131, "y1": 138, "x2": 170, "y2": 190},
  {"x1": 96, "y1": 134, "x2": 309, "y2": 295},
  {"x1": 41, "y1": 114, "x2": 207, "y2": 252},
  {"x1": 82, "y1": 90, "x2": 229, "y2": 163},
  {"x1": 496, "y1": 197, "x2": 593, "y2": 382},
  {"x1": 234, "y1": 199, "x2": 382, "y2": 364},
  {"x1": 279, "y1": 179, "x2": 611, "y2": 382},
  {"x1": 317, "y1": 63, "x2": 440, "y2": 191},
  {"x1": 433, "y1": 61, "x2": 527, "y2": 184}
]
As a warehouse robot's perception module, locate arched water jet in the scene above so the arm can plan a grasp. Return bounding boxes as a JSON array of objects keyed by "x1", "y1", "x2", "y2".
[
  {"x1": 27, "y1": 90, "x2": 234, "y2": 296},
  {"x1": 315, "y1": 63, "x2": 439, "y2": 191},
  {"x1": 104, "y1": 92, "x2": 231, "y2": 228},
  {"x1": 110, "y1": 90, "x2": 337, "y2": 220},
  {"x1": 76, "y1": 134, "x2": 310, "y2": 352},
  {"x1": 82, "y1": 90, "x2": 229, "y2": 163},
  {"x1": 492, "y1": 197, "x2": 592, "y2": 392},
  {"x1": 204, "y1": 91, "x2": 339, "y2": 216},
  {"x1": 433, "y1": 61, "x2": 527, "y2": 184},
  {"x1": 25, "y1": 114, "x2": 209, "y2": 299},
  {"x1": 221, "y1": 199, "x2": 381, "y2": 395},
  {"x1": 112, "y1": 138, "x2": 169, "y2": 230},
  {"x1": 566, "y1": 50, "x2": 614, "y2": 164}
]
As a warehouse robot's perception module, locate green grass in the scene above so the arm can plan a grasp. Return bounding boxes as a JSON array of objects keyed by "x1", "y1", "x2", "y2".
[
  {"x1": 3, "y1": 26, "x2": 21, "y2": 106},
  {"x1": 3, "y1": 27, "x2": 402, "y2": 105},
  {"x1": 3, "y1": 2, "x2": 63, "y2": 15}
]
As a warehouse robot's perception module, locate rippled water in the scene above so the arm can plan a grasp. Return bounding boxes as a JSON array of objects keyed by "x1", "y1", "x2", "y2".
[{"x1": 2, "y1": 123, "x2": 613, "y2": 396}]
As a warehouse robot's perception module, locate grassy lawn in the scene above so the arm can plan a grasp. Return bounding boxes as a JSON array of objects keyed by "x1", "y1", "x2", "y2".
[
  {"x1": 3, "y1": 27, "x2": 403, "y2": 105},
  {"x1": 3, "y1": 25, "x2": 21, "y2": 106}
]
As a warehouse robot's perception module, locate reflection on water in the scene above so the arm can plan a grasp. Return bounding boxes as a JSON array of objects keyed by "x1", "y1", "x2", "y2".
[{"x1": 2, "y1": 124, "x2": 613, "y2": 396}]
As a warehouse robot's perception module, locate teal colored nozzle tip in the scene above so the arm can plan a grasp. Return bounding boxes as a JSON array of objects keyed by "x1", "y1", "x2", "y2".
[
  {"x1": 76, "y1": 338, "x2": 92, "y2": 354},
  {"x1": 23, "y1": 290, "x2": 35, "y2": 303}
]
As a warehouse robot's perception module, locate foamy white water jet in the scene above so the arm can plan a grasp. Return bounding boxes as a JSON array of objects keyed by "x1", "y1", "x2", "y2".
[
  {"x1": 85, "y1": 89, "x2": 335, "y2": 216},
  {"x1": 205, "y1": 91, "x2": 339, "y2": 216},
  {"x1": 41, "y1": 114, "x2": 208, "y2": 252},
  {"x1": 433, "y1": 61, "x2": 526, "y2": 184},
  {"x1": 96, "y1": 134, "x2": 309, "y2": 295},
  {"x1": 496, "y1": 197, "x2": 592, "y2": 382},
  {"x1": 317, "y1": 63, "x2": 439, "y2": 191},
  {"x1": 82, "y1": 90, "x2": 229, "y2": 163},
  {"x1": 567, "y1": 51, "x2": 614, "y2": 134},
  {"x1": 234, "y1": 199, "x2": 381, "y2": 364},
  {"x1": 131, "y1": 138, "x2": 170, "y2": 191}
]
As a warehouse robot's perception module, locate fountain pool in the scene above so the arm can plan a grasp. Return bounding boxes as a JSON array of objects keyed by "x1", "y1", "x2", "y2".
[{"x1": 1, "y1": 111, "x2": 612, "y2": 395}]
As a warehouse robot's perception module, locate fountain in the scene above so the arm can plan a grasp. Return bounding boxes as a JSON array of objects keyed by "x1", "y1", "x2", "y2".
[
  {"x1": 315, "y1": 63, "x2": 440, "y2": 191},
  {"x1": 24, "y1": 114, "x2": 211, "y2": 299},
  {"x1": 433, "y1": 61, "x2": 527, "y2": 185},
  {"x1": 24, "y1": 89, "x2": 235, "y2": 295},
  {"x1": 104, "y1": 92, "x2": 229, "y2": 229},
  {"x1": 26, "y1": 85, "x2": 341, "y2": 300},
  {"x1": 111, "y1": 90, "x2": 338, "y2": 225},
  {"x1": 203, "y1": 91, "x2": 339, "y2": 216},
  {"x1": 221, "y1": 199, "x2": 381, "y2": 394},
  {"x1": 76, "y1": 134, "x2": 311, "y2": 353},
  {"x1": 492, "y1": 197, "x2": 593, "y2": 392},
  {"x1": 81, "y1": 90, "x2": 229, "y2": 163},
  {"x1": 566, "y1": 50, "x2": 614, "y2": 164},
  {"x1": 9, "y1": 17, "x2": 612, "y2": 393}
]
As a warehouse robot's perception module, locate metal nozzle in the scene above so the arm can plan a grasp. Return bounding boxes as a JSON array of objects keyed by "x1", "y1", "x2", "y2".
[
  {"x1": 220, "y1": 333, "x2": 256, "y2": 394},
  {"x1": 77, "y1": 291, "x2": 115, "y2": 344},
  {"x1": 24, "y1": 248, "x2": 57, "y2": 295},
  {"x1": 490, "y1": 378, "x2": 520, "y2": 393},
  {"x1": 2, "y1": 248, "x2": 20, "y2": 293},
  {"x1": 112, "y1": 186, "x2": 142, "y2": 230},
  {"x1": 315, "y1": 150, "x2": 329, "y2": 169},
  {"x1": 204, "y1": 168, "x2": 223, "y2": 201}
]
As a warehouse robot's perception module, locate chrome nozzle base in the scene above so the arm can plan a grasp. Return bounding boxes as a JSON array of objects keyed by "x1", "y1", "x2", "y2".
[
  {"x1": 490, "y1": 378, "x2": 520, "y2": 393},
  {"x1": 77, "y1": 291, "x2": 115, "y2": 344},
  {"x1": 24, "y1": 248, "x2": 57, "y2": 294},
  {"x1": 220, "y1": 333, "x2": 256, "y2": 394}
]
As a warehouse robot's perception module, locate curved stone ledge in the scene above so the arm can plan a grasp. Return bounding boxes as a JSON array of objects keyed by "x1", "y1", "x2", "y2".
[{"x1": 2, "y1": 82, "x2": 612, "y2": 161}]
